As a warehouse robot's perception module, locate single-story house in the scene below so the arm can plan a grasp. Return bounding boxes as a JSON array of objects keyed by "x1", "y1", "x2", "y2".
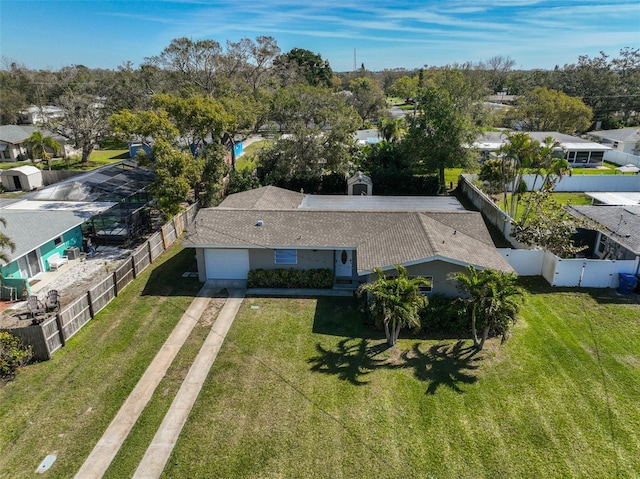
[
  {"x1": 183, "y1": 186, "x2": 513, "y2": 295},
  {"x1": 587, "y1": 128, "x2": 640, "y2": 156},
  {"x1": 0, "y1": 165, "x2": 43, "y2": 191},
  {"x1": 0, "y1": 124, "x2": 69, "y2": 161},
  {"x1": 19, "y1": 105, "x2": 64, "y2": 125},
  {"x1": 474, "y1": 131, "x2": 611, "y2": 167},
  {"x1": 568, "y1": 205, "x2": 640, "y2": 261}
]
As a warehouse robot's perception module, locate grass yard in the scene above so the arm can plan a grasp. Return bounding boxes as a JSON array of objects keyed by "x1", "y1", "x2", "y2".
[
  {"x1": 2, "y1": 260, "x2": 639, "y2": 478},
  {"x1": 0, "y1": 245, "x2": 203, "y2": 479},
  {"x1": 164, "y1": 280, "x2": 640, "y2": 479}
]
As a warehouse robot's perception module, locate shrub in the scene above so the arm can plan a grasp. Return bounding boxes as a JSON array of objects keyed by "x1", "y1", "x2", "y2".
[
  {"x1": 420, "y1": 294, "x2": 469, "y2": 335},
  {"x1": 248, "y1": 268, "x2": 334, "y2": 289},
  {"x1": 0, "y1": 332, "x2": 32, "y2": 380}
]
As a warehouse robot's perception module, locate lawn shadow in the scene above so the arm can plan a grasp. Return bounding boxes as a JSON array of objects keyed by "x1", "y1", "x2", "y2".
[
  {"x1": 311, "y1": 296, "x2": 384, "y2": 340},
  {"x1": 307, "y1": 338, "x2": 390, "y2": 385},
  {"x1": 140, "y1": 248, "x2": 202, "y2": 297},
  {"x1": 394, "y1": 340, "x2": 481, "y2": 394},
  {"x1": 518, "y1": 276, "x2": 640, "y2": 305}
]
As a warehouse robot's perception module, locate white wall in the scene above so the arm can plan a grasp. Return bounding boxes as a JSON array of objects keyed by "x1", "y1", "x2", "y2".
[
  {"x1": 519, "y1": 173, "x2": 640, "y2": 192},
  {"x1": 605, "y1": 150, "x2": 640, "y2": 167},
  {"x1": 498, "y1": 247, "x2": 639, "y2": 288}
]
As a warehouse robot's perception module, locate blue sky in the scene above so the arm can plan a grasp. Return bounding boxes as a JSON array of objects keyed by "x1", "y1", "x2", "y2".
[{"x1": 1, "y1": 0, "x2": 639, "y2": 72}]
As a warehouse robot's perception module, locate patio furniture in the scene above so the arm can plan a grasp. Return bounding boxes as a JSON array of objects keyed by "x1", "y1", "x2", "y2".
[
  {"x1": 27, "y1": 295, "x2": 46, "y2": 318},
  {"x1": 1, "y1": 282, "x2": 17, "y2": 302},
  {"x1": 45, "y1": 290, "x2": 60, "y2": 312},
  {"x1": 47, "y1": 252, "x2": 69, "y2": 271}
]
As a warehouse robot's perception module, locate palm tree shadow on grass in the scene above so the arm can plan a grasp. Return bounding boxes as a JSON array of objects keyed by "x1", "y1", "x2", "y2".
[
  {"x1": 395, "y1": 340, "x2": 481, "y2": 394},
  {"x1": 307, "y1": 338, "x2": 390, "y2": 385},
  {"x1": 308, "y1": 338, "x2": 481, "y2": 394}
]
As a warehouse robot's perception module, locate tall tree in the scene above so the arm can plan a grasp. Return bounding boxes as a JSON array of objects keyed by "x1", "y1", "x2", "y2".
[
  {"x1": 273, "y1": 48, "x2": 334, "y2": 88},
  {"x1": 507, "y1": 87, "x2": 593, "y2": 134},
  {"x1": 359, "y1": 266, "x2": 429, "y2": 346},
  {"x1": 404, "y1": 84, "x2": 482, "y2": 193},
  {"x1": 346, "y1": 77, "x2": 387, "y2": 126},
  {"x1": 26, "y1": 130, "x2": 61, "y2": 170},
  {"x1": 48, "y1": 91, "x2": 109, "y2": 163}
]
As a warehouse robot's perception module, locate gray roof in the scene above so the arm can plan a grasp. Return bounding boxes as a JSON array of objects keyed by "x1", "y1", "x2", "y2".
[
  {"x1": 0, "y1": 210, "x2": 86, "y2": 263},
  {"x1": 474, "y1": 131, "x2": 610, "y2": 152},
  {"x1": 218, "y1": 186, "x2": 305, "y2": 210},
  {"x1": 219, "y1": 185, "x2": 465, "y2": 211},
  {"x1": 0, "y1": 124, "x2": 64, "y2": 144},
  {"x1": 588, "y1": 128, "x2": 640, "y2": 143},
  {"x1": 568, "y1": 205, "x2": 640, "y2": 254},
  {"x1": 184, "y1": 208, "x2": 512, "y2": 274}
]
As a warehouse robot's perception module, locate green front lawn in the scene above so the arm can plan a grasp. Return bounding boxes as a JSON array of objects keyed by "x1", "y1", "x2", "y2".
[
  {"x1": 0, "y1": 245, "x2": 203, "y2": 479},
  {"x1": 2, "y1": 262, "x2": 639, "y2": 478},
  {"x1": 165, "y1": 281, "x2": 640, "y2": 478}
]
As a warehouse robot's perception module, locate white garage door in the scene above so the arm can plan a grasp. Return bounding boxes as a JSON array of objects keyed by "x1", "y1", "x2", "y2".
[{"x1": 204, "y1": 249, "x2": 250, "y2": 279}]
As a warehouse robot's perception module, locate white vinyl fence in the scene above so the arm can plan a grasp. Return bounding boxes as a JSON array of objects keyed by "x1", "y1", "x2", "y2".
[{"x1": 499, "y1": 248, "x2": 640, "y2": 287}]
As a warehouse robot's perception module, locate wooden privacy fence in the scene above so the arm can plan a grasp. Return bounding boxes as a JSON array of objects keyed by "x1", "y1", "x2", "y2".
[{"x1": 3, "y1": 204, "x2": 199, "y2": 361}]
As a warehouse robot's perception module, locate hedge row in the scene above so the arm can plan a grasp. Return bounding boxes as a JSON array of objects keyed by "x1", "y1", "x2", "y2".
[{"x1": 248, "y1": 268, "x2": 334, "y2": 289}]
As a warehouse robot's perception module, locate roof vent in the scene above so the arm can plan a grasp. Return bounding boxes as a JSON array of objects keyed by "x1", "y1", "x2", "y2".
[{"x1": 256, "y1": 220, "x2": 264, "y2": 227}]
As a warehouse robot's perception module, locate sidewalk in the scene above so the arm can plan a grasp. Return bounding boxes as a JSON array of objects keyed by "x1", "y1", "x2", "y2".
[{"x1": 74, "y1": 282, "x2": 245, "y2": 479}]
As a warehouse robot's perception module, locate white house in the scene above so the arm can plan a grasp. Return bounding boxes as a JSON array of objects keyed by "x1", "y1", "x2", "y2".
[{"x1": 587, "y1": 128, "x2": 640, "y2": 156}]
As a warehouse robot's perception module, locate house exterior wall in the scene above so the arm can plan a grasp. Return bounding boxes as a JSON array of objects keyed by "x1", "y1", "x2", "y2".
[
  {"x1": 40, "y1": 226, "x2": 83, "y2": 271},
  {"x1": 0, "y1": 142, "x2": 25, "y2": 161},
  {"x1": 364, "y1": 260, "x2": 468, "y2": 297},
  {"x1": 248, "y1": 248, "x2": 334, "y2": 272}
]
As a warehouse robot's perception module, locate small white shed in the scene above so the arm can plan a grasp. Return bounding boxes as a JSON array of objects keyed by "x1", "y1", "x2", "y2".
[
  {"x1": 1, "y1": 165, "x2": 43, "y2": 191},
  {"x1": 347, "y1": 171, "x2": 373, "y2": 196}
]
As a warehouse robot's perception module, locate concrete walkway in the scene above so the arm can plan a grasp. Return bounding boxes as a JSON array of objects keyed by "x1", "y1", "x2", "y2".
[
  {"x1": 132, "y1": 289, "x2": 245, "y2": 478},
  {"x1": 74, "y1": 282, "x2": 244, "y2": 479}
]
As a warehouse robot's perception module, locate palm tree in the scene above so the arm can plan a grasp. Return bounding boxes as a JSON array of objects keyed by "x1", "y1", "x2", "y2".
[
  {"x1": 452, "y1": 266, "x2": 524, "y2": 350},
  {"x1": 452, "y1": 265, "x2": 496, "y2": 348},
  {"x1": 476, "y1": 271, "x2": 525, "y2": 349},
  {"x1": 27, "y1": 130, "x2": 61, "y2": 170},
  {"x1": 359, "y1": 265, "x2": 429, "y2": 346},
  {"x1": 380, "y1": 118, "x2": 405, "y2": 143},
  {"x1": 0, "y1": 217, "x2": 16, "y2": 265}
]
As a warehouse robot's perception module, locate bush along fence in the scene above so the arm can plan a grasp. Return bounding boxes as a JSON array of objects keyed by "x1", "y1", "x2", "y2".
[{"x1": 1, "y1": 204, "x2": 199, "y2": 361}]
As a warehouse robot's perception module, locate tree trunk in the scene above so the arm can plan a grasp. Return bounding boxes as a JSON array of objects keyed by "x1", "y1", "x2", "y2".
[
  {"x1": 81, "y1": 144, "x2": 92, "y2": 163},
  {"x1": 478, "y1": 326, "x2": 490, "y2": 351},
  {"x1": 471, "y1": 308, "x2": 480, "y2": 348},
  {"x1": 384, "y1": 320, "x2": 392, "y2": 346}
]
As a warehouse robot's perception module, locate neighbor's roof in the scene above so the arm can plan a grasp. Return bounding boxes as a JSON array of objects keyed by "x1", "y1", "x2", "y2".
[
  {"x1": 568, "y1": 205, "x2": 640, "y2": 255},
  {"x1": 588, "y1": 128, "x2": 640, "y2": 143},
  {"x1": 0, "y1": 124, "x2": 64, "y2": 144},
  {"x1": 2, "y1": 199, "x2": 116, "y2": 217},
  {"x1": 184, "y1": 208, "x2": 512, "y2": 274},
  {"x1": 473, "y1": 131, "x2": 611, "y2": 152},
  {"x1": 0, "y1": 209, "x2": 86, "y2": 263},
  {"x1": 586, "y1": 192, "x2": 640, "y2": 206}
]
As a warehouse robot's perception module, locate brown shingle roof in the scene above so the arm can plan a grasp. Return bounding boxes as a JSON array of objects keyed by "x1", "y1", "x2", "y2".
[{"x1": 184, "y1": 208, "x2": 512, "y2": 274}]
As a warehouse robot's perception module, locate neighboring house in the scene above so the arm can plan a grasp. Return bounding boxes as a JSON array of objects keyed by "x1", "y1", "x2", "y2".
[
  {"x1": 0, "y1": 125, "x2": 69, "y2": 161},
  {"x1": 474, "y1": 131, "x2": 611, "y2": 167},
  {"x1": 568, "y1": 205, "x2": 640, "y2": 260},
  {"x1": 587, "y1": 128, "x2": 640, "y2": 155},
  {"x1": 19, "y1": 105, "x2": 64, "y2": 125},
  {"x1": 0, "y1": 162, "x2": 155, "y2": 294},
  {"x1": 0, "y1": 165, "x2": 43, "y2": 191},
  {"x1": 354, "y1": 129, "x2": 382, "y2": 146},
  {"x1": 183, "y1": 186, "x2": 513, "y2": 296}
]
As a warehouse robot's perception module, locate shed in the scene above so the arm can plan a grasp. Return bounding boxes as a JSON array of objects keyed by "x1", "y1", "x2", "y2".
[
  {"x1": 347, "y1": 171, "x2": 373, "y2": 196},
  {"x1": 1, "y1": 165, "x2": 43, "y2": 191}
]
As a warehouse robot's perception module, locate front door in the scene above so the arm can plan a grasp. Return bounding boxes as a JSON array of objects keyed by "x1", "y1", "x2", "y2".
[{"x1": 335, "y1": 249, "x2": 353, "y2": 278}]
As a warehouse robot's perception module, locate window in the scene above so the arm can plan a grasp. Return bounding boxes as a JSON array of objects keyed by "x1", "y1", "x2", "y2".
[
  {"x1": 410, "y1": 276, "x2": 433, "y2": 294},
  {"x1": 274, "y1": 249, "x2": 297, "y2": 265},
  {"x1": 53, "y1": 236, "x2": 63, "y2": 247}
]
